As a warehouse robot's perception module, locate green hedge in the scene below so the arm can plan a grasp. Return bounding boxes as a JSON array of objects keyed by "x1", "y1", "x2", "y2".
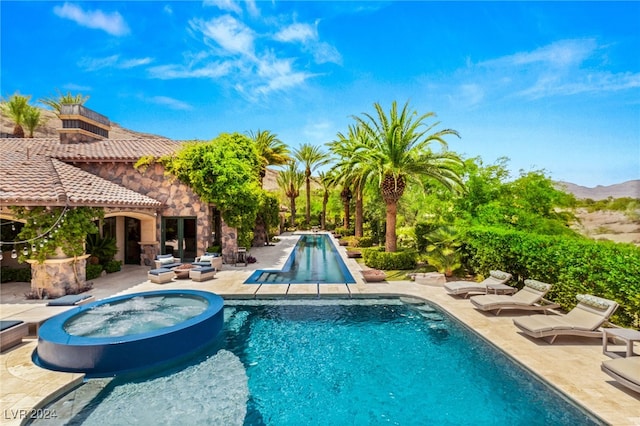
[
  {"x1": 0, "y1": 267, "x2": 31, "y2": 283},
  {"x1": 86, "y1": 264, "x2": 103, "y2": 280},
  {"x1": 362, "y1": 248, "x2": 417, "y2": 270},
  {"x1": 463, "y1": 227, "x2": 640, "y2": 328}
]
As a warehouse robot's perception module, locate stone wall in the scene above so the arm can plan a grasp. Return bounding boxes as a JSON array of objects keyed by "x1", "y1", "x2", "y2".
[
  {"x1": 78, "y1": 161, "x2": 236, "y2": 262},
  {"x1": 29, "y1": 256, "x2": 88, "y2": 298}
]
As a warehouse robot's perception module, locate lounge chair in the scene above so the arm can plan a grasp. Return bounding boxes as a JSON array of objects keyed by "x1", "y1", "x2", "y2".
[
  {"x1": 193, "y1": 253, "x2": 223, "y2": 270},
  {"x1": 153, "y1": 254, "x2": 182, "y2": 269},
  {"x1": 0, "y1": 320, "x2": 29, "y2": 352},
  {"x1": 469, "y1": 279, "x2": 559, "y2": 315},
  {"x1": 46, "y1": 294, "x2": 94, "y2": 306},
  {"x1": 444, "y1": 270, "x2": 513, "y2": 298},
  {"x1": 513, "y1": 294, "x2": 619, "y2": 344},
  {"x1": 601, "y1": 357, "x2": 640, "y2": 393}
]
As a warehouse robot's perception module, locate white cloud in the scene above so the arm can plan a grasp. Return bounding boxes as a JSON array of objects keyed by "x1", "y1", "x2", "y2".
[
  {"x1": 53, "y1": 2, "x2": 129, "y2": 36},
  {"x1": 192, "y1": 15, "x2": 255, "y2": 57},
  {"x1": 149, "y1": 96, "x2": 193, "y2": 111},
  {"x1": 148, "y1": 62, "x2": 233, "y2": 79},
  {"x1": 203, "y1": 0, "x2": 242, "y2": 15},
  {"x1": 312, "y1": 42, "x2": 342, "y2": 65},
  {"x1": 78, "y1": 55, "x2": 153, "y2": 71},
  {"x1": 274, "y1": 23, "x2": 317, "y2": 43}
]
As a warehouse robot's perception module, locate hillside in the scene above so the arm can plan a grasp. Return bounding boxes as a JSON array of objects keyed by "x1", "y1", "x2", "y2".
[
  {"x1": 1, "y1": 108, "x2": 166, "y2": 140},
  {"x1": 556, "y1": 180, "x2": 640, "y2": 201}
]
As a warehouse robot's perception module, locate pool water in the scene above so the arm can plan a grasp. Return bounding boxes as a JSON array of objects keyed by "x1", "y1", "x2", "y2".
[
  {"x1": 245, "y1": 234, "x2": 356, "y2": 284},
  {"x1": 37, "y1": 299, "x2": 600, "y2": 425}
]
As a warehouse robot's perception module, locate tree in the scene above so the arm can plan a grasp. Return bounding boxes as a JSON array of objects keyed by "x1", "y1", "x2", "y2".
[
  {"x1": 247, "y1": 129, "x2": 291, "y2": 185},
  {"x1": 40, "y1": 90, "x2": 90, "y2": 117},
  {"x1": 317, "y1": 171, "x2": 336, "y2": 230},
  {"x1": 351, "y1": 101, "x2": 464, "y2": 252},
  {"x1": 277, "y1": 161, "x2": 305, "y2": 228},
  {"x1": 23, "y1": 105, "x2": 44, "y2": 138},
  {"x1": 162, "y1": 133, "x2": 263, "y2": 247},
  {"x1": 293, "y1": 143, "x2": 330, "y2": 227},
  {"x1": 0, "y1": 93, "x2": 30, "y2": 138}
]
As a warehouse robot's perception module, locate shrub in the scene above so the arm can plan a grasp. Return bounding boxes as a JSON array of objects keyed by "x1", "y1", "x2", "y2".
[
  {"x1": 104, "y1": 260, "x2": 122, "y2": 273},
  {"x1": 86, "y1": 264, "x2": 103, "y2": 280},
  {"x1": 206, "y1": 245, "x2": 221, "y2": 254},
  {"x1": 362, "y1": 248, "x2": 417, "y2": 270},
  {"x1": 463, "y1": 226, "x2": 640, "y2": 328},
  {"x1": 0, "y1": 267, "x2": 31, "y2": 283},
  {"x1": 352, "y1": 236, "x2": 374, "y2": 248}
]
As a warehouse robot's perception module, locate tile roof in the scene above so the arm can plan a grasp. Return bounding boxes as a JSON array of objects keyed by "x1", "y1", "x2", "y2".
[{"x1": 0, "y1": 138, "x2": 174, "y2": 208}]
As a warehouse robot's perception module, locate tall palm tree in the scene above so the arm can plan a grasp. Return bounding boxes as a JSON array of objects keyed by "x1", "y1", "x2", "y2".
[
  {"x1": 23, "y1": 105, "x2": 44, "y2": 138},
  {"x1": 316, "y1": 171, "x2": 336, "y2": 230},
  {"x1": 293, "y1": 143, "x2": 330, "y2": 227},
  {"x1": 352, "y1": 101, "x2": 464, "y2": 252},
  {"x1": 247, "y1": 129, "x2": 290, "y2": 185},
  {"x1": 276, "y1": 161, "x2": 305, "y2": 228},
  {"x1": 39, "y1": 90, "x2": 90, "y2": 117},
  {"x1": 330, "y1": 125, "x2": 374, "y2": 237},
  {"x1": 0, "y1": 93, "x2": 30, "y2": 138}
]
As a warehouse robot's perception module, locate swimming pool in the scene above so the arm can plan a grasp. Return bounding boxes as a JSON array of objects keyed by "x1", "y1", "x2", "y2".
[
  {"x1": 245, "y1": 234, "x2": 356, "y2": 284},
  {"x1": 37, "y1": 299, "x2": 600, "y2": 425}
]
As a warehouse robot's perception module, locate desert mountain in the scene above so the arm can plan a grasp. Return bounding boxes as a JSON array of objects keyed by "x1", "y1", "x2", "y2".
[{"x1": 555, "y1": 180, "x2": 640, "y2": 201}]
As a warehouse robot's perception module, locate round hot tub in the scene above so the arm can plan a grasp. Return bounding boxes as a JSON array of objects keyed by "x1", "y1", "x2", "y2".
[{"x1": 34, "y1": 290, "x2": 224, "y2": 377}]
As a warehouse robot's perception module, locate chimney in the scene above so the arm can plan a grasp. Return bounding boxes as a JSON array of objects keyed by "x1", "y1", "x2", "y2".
[{"x1": 58, "y1": 104, "x2": 111, "y2": 143}]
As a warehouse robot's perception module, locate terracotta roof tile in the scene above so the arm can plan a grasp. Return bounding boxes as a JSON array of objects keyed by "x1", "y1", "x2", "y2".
[{"x1": 0, "y1": 138, "x2": 169, "y2": 208}]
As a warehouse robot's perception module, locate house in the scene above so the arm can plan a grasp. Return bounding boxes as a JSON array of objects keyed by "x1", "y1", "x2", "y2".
[{"x1": 0, "y1": 105, "x2": 235, "y2": 296}]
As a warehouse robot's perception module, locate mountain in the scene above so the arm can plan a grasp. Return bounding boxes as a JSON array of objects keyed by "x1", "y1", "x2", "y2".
[{"x1": 555, "y1": 180, "x2": 640, "y2": 201}]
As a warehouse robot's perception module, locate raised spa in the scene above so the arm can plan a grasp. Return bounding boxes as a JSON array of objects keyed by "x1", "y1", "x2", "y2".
[{"x1": 34, "y1": 290, "x2": 224, "y2": 377}]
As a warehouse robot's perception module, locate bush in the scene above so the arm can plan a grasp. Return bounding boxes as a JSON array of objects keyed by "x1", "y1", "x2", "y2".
[
  {"x1": 86, "y1": 264, "x2": 103, "y2": 280},
  {"x1": 463, "y1": 226, "x2": 640, "y2": 328},
  {"x1": 104, "y1": 260, "x2": 122, "y2": 273},
  {"x1": 352, "y1": 236, "x2": 374, "y2": 248},
  {"x1": 0, "y1": 267, "x2": 31, "y2": 283},
  {"x1": 362, "y1": 248, "x2": 417, "y2": 270}
]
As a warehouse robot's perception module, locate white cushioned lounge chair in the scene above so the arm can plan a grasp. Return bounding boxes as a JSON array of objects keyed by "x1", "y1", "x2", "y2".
[
  {"x1": 444, "y1": 270, "x2": 512, "y2": 298},
  {"x1": 469, "y1": 279, "x2": 559, "y2": 315},
  {"x1": 601, "y1": 357, "x2": 640, "y2": 393},
  {"x1": 513, "y1": 294, "x2": 619, "y2": 344}
]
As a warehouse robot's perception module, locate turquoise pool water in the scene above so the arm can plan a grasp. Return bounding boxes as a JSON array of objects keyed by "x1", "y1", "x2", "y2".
[
  {"x1": 37, "y1": 299, "x2": 600, "y2": 425},
  {"x1": 245, "y1": 234, "x2": 356, "y2": 284}
]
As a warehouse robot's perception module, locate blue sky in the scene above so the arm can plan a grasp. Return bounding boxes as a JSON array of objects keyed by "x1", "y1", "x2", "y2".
[{"x1": 2, "y1": 1, "x2": 639, "y2": 187}]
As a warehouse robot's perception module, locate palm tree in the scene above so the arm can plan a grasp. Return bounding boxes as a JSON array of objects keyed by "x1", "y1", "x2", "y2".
[
  {"x1": 0, "y1": 93, "x2": 30, "y2": 138},
  {"x1": 40, "y1": 90, "x2": 90, "y2": 117},
  {"x1": 23, "y1": 105, "x2": 44, "y2": 138},
  {"x1": 330, "y1": 125, "x2": 374, "y2": 237},
  {"x1": 317, "y1": 171, "x2": 336, "y2": 230},
  {"x1": 247, "y1": 129, "x2": 290, "y2": 185},
  {"x1": 276, "y1": 161, "x2": 305, "y2": 228},
  {"x1": 293, "y1": 143, "x2": 330, "y2": 227},
  {"x1": 352, "y1": 101, "x2": 464, "y2": 252}
]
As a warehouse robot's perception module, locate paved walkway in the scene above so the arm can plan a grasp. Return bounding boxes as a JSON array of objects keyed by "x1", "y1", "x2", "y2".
[{"x1": 1, "y1": 234, "x2": 639, "y2": 425}]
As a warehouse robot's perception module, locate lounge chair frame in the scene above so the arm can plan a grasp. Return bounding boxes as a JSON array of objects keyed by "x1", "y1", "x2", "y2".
[
  {"x1": 513, "y1": 295, "x2": 619, "y2": 344},
  {"x1": 601, "y1": 357, "x2": 640, "y2": 393},
  {"x1": 469, "y1": 280, "x2": 559, "y2": 315},
  {"x1": 0, "y1": 321, "x2": 29, "y2": 352},
  {"x1": 444, "y1": 270, "x2": 513, "y2": 298}
]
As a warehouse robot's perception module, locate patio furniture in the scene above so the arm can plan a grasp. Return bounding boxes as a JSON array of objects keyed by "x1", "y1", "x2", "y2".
[
  {"x1": 153, "y1": 254, "x2": 182, "y2": 269},
  {"x1": 0, "y1": 320, "x2": 28, "y2": 352},
  {"x1": 602, "y1": 328, "x2": 640, "y2": 358},
  {"x1": 46, "y1": 294, "x2": 94, "y2": 306},
  {"x1": 601, "y1": 357, "x2": 640, "y2": 393},
  {"x1": 513, "y1": 294, "x2": 619, "y2": 344},
  {"x1": 148, "y1": 268, "x2": 175, "y2": 284},
  {"x1": 189, "y1": 266, "x2": 216, "y2": 282},
  {"x1": 193, "y1": 254, "x2": 223, "y2": 270},
  {"x1": 236, "y1": 247, "x2": 248, "y2": 267},
  {"x1": 444, "y1": 270, "x2": 513, "y2": 298},
  {"x1": 469, "y1": 279, "x2": 559, "y2": 315}
]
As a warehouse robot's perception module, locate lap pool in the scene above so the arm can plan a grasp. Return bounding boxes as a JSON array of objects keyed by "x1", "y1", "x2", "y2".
[{"x1": 34, "y1": 299, "x2": 600, "y2": 425}]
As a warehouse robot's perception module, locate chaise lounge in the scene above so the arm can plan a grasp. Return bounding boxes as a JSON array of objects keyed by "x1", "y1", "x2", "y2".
[
  {"x1": 601, "y1": 357, "x2": 640, "y2": 393},
  {"x1": 469, "y1": 279, "x2": 559, "y2": 315},
  {"x1": 46, "y1": 294, "x2": 94, "y2": 306},
  {"x1": 444, "y1": 270, "x2": 513, "y2": 298},
  {"x1": 0, "y1": 320, "x2": 29, "y2": 352},
  {"x1": 513, "y1": 294, "x2": 619, "y2": 344}
]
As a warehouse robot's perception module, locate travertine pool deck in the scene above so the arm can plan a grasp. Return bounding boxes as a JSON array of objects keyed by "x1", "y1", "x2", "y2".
[{"x1": 1, "y1": 234, "x2": 639, "y2": 425}]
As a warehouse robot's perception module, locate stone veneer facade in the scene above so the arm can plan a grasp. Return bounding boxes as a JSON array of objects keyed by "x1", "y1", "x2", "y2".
[{"x1": 77, "y1": 161, "x2": 238, "y2": 265}]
